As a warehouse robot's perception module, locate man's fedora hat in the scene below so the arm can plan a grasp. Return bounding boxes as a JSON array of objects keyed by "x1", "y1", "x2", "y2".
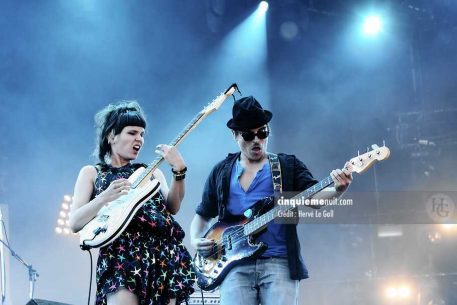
[{"x1": 226, "y1": 96, "x2": 272, "y2": 130}]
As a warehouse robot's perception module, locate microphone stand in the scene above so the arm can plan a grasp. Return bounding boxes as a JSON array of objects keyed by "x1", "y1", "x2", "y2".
[
  {"x1": 0, "y1": 238, "x2": 39, "y2": 300},
  {"x1": 0, "y1": 222, "x2": 4, "y2": 305}
]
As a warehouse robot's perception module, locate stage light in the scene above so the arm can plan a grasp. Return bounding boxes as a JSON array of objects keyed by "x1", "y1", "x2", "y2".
[
  {"x1": 56, "y1": 194, "x2": 75, "y2": 236},
  {"x1": 428, "y1": 231, "x2": 442, "y2": 243},
  {"x1": 398, "y1": 286, "x2": 411, "y2": 298},
  {"x1": 384, "y1": 283, "x2": 413, "y2": 300},
  {"x1": 217, "y1": 0, "x2": 268, "y2": 75},
  {"x1": 386, "y1": 287, "x2": 398, "y2": 298},
  {"x1": 258, "y1": 1, "x2": 269, "y2": 13},
  {"x1": 362, "y1": 15, "x2": 382, "y2": 36},
  {"x1": 441, "y1": 223, "x2": 457, "y2": 231},
  {"x1": 429, "y1": 224, "x2": 457, "y2": 240},
  {"x1": 378, "y1": 225, "x2": 403, "y2": 238}
]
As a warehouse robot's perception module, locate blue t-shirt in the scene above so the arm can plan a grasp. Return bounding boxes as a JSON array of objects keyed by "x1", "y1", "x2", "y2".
[{"x1": 226, "y1": 159, "x2": 287, "y2": 257}]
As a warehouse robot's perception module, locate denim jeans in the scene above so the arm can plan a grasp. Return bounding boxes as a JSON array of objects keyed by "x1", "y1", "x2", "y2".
[{"x1": 219, "y1": 258, "x2": 299, "y2": 305}]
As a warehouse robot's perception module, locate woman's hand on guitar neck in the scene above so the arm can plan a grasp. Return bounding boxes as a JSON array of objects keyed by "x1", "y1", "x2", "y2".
[{"x1": 155, "y1": 144, "x2": 186, "y2": 172}]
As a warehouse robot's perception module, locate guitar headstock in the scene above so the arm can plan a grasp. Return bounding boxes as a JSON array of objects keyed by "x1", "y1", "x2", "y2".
[
  {"x1": 201, "y1": 83, "x2": 238, "y2": 115},
  {"x1": 347, "y1": 144, "x2": 390, "y2": 174}
]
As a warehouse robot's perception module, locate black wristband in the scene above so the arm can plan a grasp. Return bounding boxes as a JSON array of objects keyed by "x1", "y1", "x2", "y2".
[
  {"x1": 171, "y1": 166, "x2": 187, "y2": 175},
  {"x1": 173, "y1": 173, "x2": 186, "y2": 181}
]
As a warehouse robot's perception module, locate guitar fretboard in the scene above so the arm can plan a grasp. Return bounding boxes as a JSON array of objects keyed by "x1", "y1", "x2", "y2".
[
  {"x1": 243, "y1": 175, "x2": 334, "y2": 235},
  {"x1": 131, "y1": 111, "x2": 206, "y2": 188}
]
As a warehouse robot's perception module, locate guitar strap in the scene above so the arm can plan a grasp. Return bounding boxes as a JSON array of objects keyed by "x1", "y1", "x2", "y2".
[{"x1": 267, "y1": 153, "x2": 283, "y2": 194}]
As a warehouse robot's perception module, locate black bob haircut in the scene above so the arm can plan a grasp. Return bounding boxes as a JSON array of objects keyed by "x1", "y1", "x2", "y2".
[{"x1": 93, "y1": 101, "x2": 147, "y2": 163}]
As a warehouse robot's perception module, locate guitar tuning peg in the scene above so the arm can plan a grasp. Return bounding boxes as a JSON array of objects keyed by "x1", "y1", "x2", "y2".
[
  {"x1": 357, "y1": 150, "x2": 360, "y2": 156},
  {"x1": 383, "y1": 140, "x2": 386, "y2": 146},
  {"x1": 366, "y1": 147, "x2": 370, "y2": 153},
  {"x1": 371, "y1": 144, "x2": 380, "y2": 150}
]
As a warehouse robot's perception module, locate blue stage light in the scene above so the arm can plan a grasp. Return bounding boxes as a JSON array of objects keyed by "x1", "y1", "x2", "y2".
[
  {"x1": 258, "y1": 1, "x2": 269, "y2": 14},
  {"x1": 362, "y1": 15, "x2": 382, "y2": 36}
]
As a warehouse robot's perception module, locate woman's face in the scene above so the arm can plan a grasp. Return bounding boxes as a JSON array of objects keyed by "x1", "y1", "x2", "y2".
[{"x1": 110, "y1": 126, "x2": 145, "y2": 162}]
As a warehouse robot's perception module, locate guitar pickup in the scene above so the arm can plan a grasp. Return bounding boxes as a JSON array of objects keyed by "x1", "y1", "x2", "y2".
[
  {"x1": 93, "y1": 226, "x2": 107, "y2": 236},
  {"x1": 227, "y1": 235, "x2": 232, "y2": 250},
  {"x1": 98, "y1": 215, "x2": 109, "y2": 222}
]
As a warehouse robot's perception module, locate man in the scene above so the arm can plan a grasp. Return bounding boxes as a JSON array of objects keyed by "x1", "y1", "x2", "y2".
[{"x1": 190, "y1": 96, "x2": 352, "y2": 305}]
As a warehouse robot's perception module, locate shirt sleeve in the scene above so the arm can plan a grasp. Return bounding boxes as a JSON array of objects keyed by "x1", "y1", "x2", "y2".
[
  {"x1": 293, "y1": 156, "x2": 319, "y2": 191},
  {"x1": 195, "y1": 165, "x2": 220, "y2": 219}
]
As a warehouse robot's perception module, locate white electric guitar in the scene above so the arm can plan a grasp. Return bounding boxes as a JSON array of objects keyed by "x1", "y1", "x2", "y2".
[{"x1": 79, "y1": 84, "x2": 239, "y2": 249}]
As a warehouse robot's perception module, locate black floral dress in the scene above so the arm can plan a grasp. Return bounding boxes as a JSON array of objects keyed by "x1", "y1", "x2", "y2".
[{"x1": 94, "y1": 163, "x2": 195, "y2": 305}]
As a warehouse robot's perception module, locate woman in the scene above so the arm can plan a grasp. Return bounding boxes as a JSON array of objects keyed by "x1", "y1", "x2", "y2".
[{"x1": 69, "y1": 101, "x2": 194, "y2": 305}]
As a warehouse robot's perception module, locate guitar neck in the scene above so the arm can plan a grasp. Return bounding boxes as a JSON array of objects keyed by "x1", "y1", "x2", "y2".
[
  {"x1": 132, "y1": 111, "x2": 206, "y2": 187},
  {"x1": 243, "y1": 175, "x2": 334, "y2": 236},
  {"x1": 243, "y1": 144, "x2": 391, "y2": 236},
  {"x1": 129, "y1": 84, "x2": 238, "y2": 188}
]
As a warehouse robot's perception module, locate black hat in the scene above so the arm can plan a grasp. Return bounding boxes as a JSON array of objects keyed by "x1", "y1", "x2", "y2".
[{"x1": 226, "y1": 96, "x2": 273, "y2": 130}]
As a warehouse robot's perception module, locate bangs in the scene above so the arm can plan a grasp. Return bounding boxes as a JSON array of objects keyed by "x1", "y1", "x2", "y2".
[{"x1": 114, "y1": 110, "x2": 147, "y2": 134}]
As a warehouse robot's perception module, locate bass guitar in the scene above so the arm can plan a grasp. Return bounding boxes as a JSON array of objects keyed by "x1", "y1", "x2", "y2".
[
  {"x1": 79, "y1": 84, "x2": 239, "y2": 249},
  {"x1": 194, "y1": 144, "x2": 390, "y2": 290}
]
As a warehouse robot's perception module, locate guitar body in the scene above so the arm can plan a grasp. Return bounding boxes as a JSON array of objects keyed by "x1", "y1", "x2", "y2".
[
  {"x1": 194, "y1": 198, "x2": 274, "y2": 291},
  {"x1": 194, "y1": 219, "x2": 267, "y2": 291},
  {"x1": 79, "y1": 167, "x2": 161, "y2": 249}
]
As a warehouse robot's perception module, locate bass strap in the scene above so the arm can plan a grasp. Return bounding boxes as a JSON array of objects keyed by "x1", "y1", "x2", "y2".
[{"x1": 267, "y1": 153, "x2": 283, "y2": 194}]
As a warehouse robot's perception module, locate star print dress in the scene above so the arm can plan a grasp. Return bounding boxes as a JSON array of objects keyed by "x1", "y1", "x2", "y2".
[{"x1": 94, "y1": 163, "x2": 195, "y2": 305}]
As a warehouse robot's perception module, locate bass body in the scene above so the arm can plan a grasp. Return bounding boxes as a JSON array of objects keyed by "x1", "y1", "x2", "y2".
[{"x1": 195, "y1": 198, "x2": 272, "y2": 291}]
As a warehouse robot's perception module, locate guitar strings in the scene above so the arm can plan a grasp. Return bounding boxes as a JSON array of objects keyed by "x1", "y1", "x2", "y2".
[
  {"x1": 202, "y1": 206, "x2": 304, "y2": 258},
  {"x1": 201, "y1": 225, "x2": 249, "y2": 259},
  {"x1": 201, "y1": 210, "x2": 278, "y2": 258}
]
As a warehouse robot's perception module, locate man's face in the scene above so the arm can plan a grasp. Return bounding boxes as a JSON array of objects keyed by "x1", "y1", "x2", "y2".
[{"x1": 234, "y1": 125, "x2": 269, "y2": 162}]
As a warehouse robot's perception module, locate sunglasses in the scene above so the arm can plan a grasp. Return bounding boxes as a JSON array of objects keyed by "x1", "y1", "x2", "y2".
[{"x1": 239, "y1": 128, "x2": 270, "y2": 141}]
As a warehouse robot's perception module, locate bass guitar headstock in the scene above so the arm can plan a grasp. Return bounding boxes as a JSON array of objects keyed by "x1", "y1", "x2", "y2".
[{"x1": 347, "y1": 143, "x2": 390, "y2": 174}]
